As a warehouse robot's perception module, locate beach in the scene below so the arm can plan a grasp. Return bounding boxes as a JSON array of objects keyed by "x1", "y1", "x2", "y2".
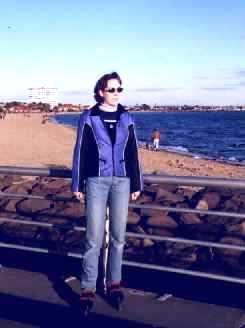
[
  {"x1": 1, "y1": 112, "x2": 245, "y2": 178},
  {"x1": 1, "y1": 112, "x2": 245, "y2": 282}
]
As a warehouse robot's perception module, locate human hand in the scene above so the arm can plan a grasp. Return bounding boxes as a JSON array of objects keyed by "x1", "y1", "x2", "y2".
[
  {"x1": 73, "y1": 192, "x2": 84, "y2": 202},
  {"x1": 131, "y1": 191, "x2": 141, "y2": 201}
]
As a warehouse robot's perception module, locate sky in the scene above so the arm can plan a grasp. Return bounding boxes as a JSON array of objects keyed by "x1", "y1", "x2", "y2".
[{"x1": 1, "y1": 0, "x2": 245, "y2": 105}]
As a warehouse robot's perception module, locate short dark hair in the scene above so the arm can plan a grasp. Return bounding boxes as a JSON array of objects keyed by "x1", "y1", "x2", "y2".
[{"x1": 94, "y1": 72, "x2": 122, "y2": 103}]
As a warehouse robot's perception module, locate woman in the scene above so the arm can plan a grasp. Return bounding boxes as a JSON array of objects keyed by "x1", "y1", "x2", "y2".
[{"x1": 71, "y1": 72, "x2": 143, "y2": 311}]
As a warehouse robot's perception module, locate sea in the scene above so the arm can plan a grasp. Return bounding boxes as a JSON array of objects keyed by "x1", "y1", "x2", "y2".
[{"x1": 51, "y1": 111, "x2": 245, "y2": 166}]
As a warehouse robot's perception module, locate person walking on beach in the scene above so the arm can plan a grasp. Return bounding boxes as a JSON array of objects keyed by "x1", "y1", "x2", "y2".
[
  {"x1": 151, "y1": 128, "x2": 160, "y2": 150},
  {"x1": 71, "y1": 72, "x2": 143, "y2": 313}
]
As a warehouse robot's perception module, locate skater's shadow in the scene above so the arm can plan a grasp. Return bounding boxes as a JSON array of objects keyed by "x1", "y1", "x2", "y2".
[
  {"x1": 46, "y1": 271, "x2": 81, "y2": 310},
  {"x1": 96, "y1": 281, "x2": 110, "y2": 304},
  {"x1": 96, "y1": 283, "x2": 123, "y2": 311},
  {"x1": 47, "y1": 272, "x2": 121, "y2": 314}
]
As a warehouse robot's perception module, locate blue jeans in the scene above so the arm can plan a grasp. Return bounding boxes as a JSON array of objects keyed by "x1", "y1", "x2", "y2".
[{"x1": 81, "y1": 176, "x2": 130, "y2": 290}]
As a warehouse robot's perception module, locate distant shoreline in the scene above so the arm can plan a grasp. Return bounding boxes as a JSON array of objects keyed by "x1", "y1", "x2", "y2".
[{"x1": 54, "y1": 109, "x2": 245, "y2": 114}]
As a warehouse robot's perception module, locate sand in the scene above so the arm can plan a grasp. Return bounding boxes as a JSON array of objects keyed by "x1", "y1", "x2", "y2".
[{"x1": 0, "y1": 112, "x2": 245, "y2": 178}]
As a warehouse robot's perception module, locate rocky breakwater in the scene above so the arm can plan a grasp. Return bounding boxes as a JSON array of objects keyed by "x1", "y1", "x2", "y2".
[
  {"x1": 1, "y1": 174, "x2": 245, "y2": 278},
  {"x1": 0, "y1": 174, "x2": 86, "y2": 253}
]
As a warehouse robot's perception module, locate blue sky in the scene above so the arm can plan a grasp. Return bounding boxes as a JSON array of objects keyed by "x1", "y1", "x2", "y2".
[{"x1": 1, "y1": 0, "x2": 245, "y2": 105}]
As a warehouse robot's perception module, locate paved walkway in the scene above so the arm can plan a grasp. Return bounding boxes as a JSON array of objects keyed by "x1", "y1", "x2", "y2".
[{"x1": 0, "y1": 266, "x2": 244, "y2": 328}]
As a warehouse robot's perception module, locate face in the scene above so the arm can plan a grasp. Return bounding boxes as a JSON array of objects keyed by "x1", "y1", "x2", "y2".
[{"x1": 99, "y1": 78, "x2": 123, "y2": 107}]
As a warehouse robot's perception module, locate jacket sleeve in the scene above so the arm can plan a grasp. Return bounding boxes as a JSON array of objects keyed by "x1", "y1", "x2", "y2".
[
  {"x1": 71, "y1": 112, "x2": 88, "y2": 192},
  {"x1": 125, "y1": 120, "x2": 144, "y2": 193}
]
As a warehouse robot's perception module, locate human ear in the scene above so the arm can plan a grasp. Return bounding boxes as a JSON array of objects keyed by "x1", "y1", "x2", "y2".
[{"x1": 99, "y1": 89, "x2": 104, "y2": 98}]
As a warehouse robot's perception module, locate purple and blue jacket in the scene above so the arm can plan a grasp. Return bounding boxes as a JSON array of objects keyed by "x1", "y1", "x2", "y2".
[{"x1": 71, "y1": 104, "x2": 143, "y2": 193}]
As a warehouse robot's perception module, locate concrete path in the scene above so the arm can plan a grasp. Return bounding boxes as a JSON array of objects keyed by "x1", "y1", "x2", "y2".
[{"x1": 0, "y1": 266, "x2": 244, "y2": 328}]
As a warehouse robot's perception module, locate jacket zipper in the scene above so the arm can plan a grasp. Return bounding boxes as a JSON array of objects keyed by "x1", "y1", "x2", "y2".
[
  {"x1": 112, "y1": 145, "x2": 115, "y2": 175},
  {"x1": 112, "y1": 123, "x2": 117, "y2": 176}
]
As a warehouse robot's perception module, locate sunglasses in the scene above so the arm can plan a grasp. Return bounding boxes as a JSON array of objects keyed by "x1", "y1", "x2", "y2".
[{"x1": 104, "y1": 87, "x2": 124, "y2": 93}]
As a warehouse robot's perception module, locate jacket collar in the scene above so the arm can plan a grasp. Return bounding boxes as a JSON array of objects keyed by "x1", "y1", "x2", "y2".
[
  {"x1": 90, "y1": 103, "x2": 127, "y2": 116},
  {"x1": 89, "y1": 103, "x2": 128, "y2": 145}
]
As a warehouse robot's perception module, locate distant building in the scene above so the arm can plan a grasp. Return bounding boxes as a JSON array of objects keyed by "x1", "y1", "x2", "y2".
[{"x1": 28, "y1": 87, "x2": 58, "y2": 109}]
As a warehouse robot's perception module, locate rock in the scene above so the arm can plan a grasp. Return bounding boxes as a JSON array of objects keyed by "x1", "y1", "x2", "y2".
[
  {"x1": 129, "y1": 225, "x2": 147, "y2": 234},
  {"x1": 201, "y1": 191, "x2": 221, "y2": 209},
  {"x1": 56, "y1": 203, "x2": 86, "y2": 219},
  {"x1": 0, "y1": 198, "x2": 9, "y2": 209},
  {"x1": 147, "y1": 227, "x2": 174, "y2": 237},
  {"x1": 76, "y1": 215, "x2": 86, "y2": 227},
  {"x1": 0, "y1": 212, "x2": 28, "y2": 221},
  {"x1": 0, "y1": 181, "x2": 39, "y2": 212},
  {"x1": 3, "y1": 199, "x2": 20, "y2": 212},
  {"x1": 232, "y1": 189, "x2": 245, "y2": 197},
  {"x1": 175, "y1": 202, "x2": 189, "y2": 209},
  {"x1": 125, "y1": 237, "x2": 141, "y2": 248},
  {"x1": 55, "y1": 191, "x2": 73, "y2": 198},
  {"x1": 215, "y1": 236, "x2": 245, "y2": 258},
  {"x1": 63, "y1": 230, "x2": 84, "y2": 251},
  {"x1": 169, "y1": 253, "x2": 198, "y2": 266},
  {"x1": 38, "y1": 201, "x2": 66, "y2": 215},
  {"x1": 188, "y1": 188, "x2": 205, "y2": 206},
  {"x1": 178, "y1": 188, "x2": 198, "y2": 200},
  {"x1": 206, "y1": 214, "x2": 230, "y2": 226},
  {"x1": 155, "y1": 188, "x2": 185, "y2": 204},
  {"x1": 127, "y1": 211, "x2": 141, "y2": 224},
  {"x1": 46, "y1": 217, "x2": 71, "y2": 226},
  {"x1": 155, "y1": 188, "x2": 170, "y2": 201},
  {"x1": 142, "y1": 185, "x2": 158, "y2": 199},
  {"x1": 196, "y1": 200, "x2": 209, "y2": 212},
  {"x1": 16, "y1": 199, "x2": 52, "y2": 215},
  {"x1": 223, "y1": 199, "x2": 239, "y2": 212},
  {"x1": 37, "y1": 200, "x2": 83, "y2": 218},
  {"x1": 179, "y1": 213, "x2": 202, "y2": 225},
  {"x1": 0, "y1": 222, "x2": 38, "y2": 240},
  {"x1": 32, "y1": 178, "x2": 70, "y2": 195},
  {"x1": 134, "y1": 194, "x2": 154, "y2": 204},
  {"x1": 225, "y1": 220, "x2": 245, "y2": 236},
  {"x1": 0, "y1": 181, "x2": 12, "y2": 192},
  {"x1": 3, "y1": 182, "x2": 34, "y2": 194},
  {"x1": 215, "y1": 188, "x2": 234, "y2": 198},
  {"x1": 196, "y1": 247, "x2": 214, "y2": 265},
  {"x1": 165, "y1": 242, "x2": 198, "y2": 267},
  {"x1": 0, "y1": 175, "x2": 24, "y2": 192},
  {"x1": 3, "y1": 177, "x2": 245, "y2": 275},
  {"x1": 230, "y1": 193, "x2": 245, "y2": 211},
  {"x1": 125, "y1": 236, "x2": 155, "y2": 251},
  {"x1": 19, "y1": 180, "x2": 38, "y2": 192},
  {"x1": 139, "y1": 202, "x2": 166, "y2": 217},
  {"x1": 205, "y1": 187, "x2": 237, "y2": 200},
  {"x1": 156, "y1": 184, "x2": 178, "y2": 193},
  {"x1": 142, "y1": 238, "x2": 154, "y2": 247},
  {"x1": 181, "y1": 223, "x2": 225, "y2": 241},
  {"x1": 215, "y1": 236, "x2": 245, "y2": 274},
  {"x1": 146, "y1": 214, "x2": 178, "y2": 229},
  {"x1": 35, "y1": 227, "x2": 64, "y2": 246}
]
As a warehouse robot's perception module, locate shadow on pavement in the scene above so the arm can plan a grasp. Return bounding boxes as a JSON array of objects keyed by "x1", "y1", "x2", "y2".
[
  {"x1": 0, "y1": 292, "x2": 154, "y2": 328},
  {"x1": 1, "y1": 247, "x2": 245, "y2": 326}
]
